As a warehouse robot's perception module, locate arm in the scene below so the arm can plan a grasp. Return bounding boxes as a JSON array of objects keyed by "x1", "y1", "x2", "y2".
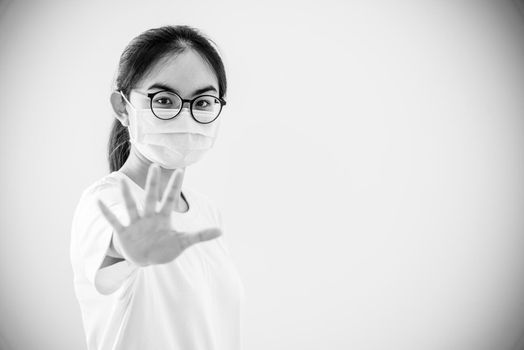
[{"x1": 99, "y1": 235, "x2": 125, "y2": 269}]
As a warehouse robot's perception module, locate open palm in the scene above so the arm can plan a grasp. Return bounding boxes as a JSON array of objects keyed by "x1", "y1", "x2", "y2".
[{"x1": 96, "y1": 164, "x2": 222, "y2": 267}]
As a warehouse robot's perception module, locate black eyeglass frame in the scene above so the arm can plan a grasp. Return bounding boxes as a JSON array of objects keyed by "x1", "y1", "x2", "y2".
[{"x1": 145, "y1": 90, "x2": 227, "y2": 124}]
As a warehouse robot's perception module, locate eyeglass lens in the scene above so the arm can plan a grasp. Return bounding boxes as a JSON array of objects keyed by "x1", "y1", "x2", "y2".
[{"x1": 151, "y1": 91, "x2": 222, "y2": 123}]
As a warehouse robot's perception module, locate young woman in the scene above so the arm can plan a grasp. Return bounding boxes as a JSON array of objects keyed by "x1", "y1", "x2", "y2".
[{"x1": 70, "y1": 25, "x2": 245, "y2": 350}]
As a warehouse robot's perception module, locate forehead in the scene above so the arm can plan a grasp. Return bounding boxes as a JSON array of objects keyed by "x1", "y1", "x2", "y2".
[{"x1": 135, "y1": 49, "x2": 219, "y2": 95}]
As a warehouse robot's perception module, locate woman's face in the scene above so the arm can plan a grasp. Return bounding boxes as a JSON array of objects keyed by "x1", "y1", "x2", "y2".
[{"x1": 128, "y1": 49, "x2": 220, "y2": 112}]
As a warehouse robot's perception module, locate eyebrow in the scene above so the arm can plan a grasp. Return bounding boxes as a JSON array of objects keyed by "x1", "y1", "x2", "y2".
[{"x1": 147, "y1": 83, "x2": 218, "y2": 96}]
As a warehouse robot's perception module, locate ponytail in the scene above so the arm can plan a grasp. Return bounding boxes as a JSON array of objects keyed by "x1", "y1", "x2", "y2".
[{"x1": 107, "y1": 118, "x2": 130, "y2": 172}]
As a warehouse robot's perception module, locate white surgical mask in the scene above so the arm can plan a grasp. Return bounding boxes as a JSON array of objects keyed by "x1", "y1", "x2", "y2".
[{"x1": 120, "y1": 91, "x2": 221, "y2": 169}]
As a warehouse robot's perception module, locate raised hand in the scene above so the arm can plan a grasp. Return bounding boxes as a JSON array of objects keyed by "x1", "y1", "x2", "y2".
[{"x1": 96, "y1": 164, "x2": 222, "y2": 267}]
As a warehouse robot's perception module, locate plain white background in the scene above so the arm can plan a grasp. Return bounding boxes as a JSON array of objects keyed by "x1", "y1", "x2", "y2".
[{"x1": 1, "y1": 0, "x2": 524, "y2": 349}]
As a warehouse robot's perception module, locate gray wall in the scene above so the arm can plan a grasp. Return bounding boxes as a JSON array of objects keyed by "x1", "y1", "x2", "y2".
[{"x1": 1, "y1": 1, "x2": 524, "y2": 349}]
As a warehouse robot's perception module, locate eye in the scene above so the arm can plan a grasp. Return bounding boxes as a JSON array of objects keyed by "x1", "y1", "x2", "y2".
[
  {"x1": 194, "y1": 96, "x2": 218, "y2": 111},
  {"x1": 196, "y1": 99, "x2": 209, "y2": 108},
  {"x1": 155, "y1": 97, "x2": 172, "y2": 105},
  {"x1": 151, "y1": 91, "x2": 181, "y2": 109}
]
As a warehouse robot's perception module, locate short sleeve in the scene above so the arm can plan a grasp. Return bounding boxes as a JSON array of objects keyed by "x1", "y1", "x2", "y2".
[
  {"x1": 214, "y1": 205, "x2": 224, "y2": 231},
  {"x1": 71, "y1": 182, "x2": 139, "y2": 296}
]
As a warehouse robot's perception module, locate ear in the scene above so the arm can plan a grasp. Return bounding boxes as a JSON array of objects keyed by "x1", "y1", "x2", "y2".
[{"x1": 110, "y1": 91, "x2": 129, "y2": 127}]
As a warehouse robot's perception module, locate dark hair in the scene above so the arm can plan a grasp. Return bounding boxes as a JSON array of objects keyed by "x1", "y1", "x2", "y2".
[{"x1": 107, "y1": 25, "x2": 227, "y2": 172}]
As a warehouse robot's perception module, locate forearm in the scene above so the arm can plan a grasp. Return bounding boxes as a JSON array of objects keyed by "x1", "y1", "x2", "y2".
[{"x1": 106, "y1": 235, "x2": 124, "y2": 259}]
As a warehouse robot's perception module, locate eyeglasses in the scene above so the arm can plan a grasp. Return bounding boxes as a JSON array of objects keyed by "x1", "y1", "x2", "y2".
[{"x1": 128, "y1": 89, "x2": 227, "y2": 124}]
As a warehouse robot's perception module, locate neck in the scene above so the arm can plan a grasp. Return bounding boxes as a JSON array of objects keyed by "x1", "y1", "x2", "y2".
[{"x1": 119, "y1": 144, "x2": 186, "y2": 203}]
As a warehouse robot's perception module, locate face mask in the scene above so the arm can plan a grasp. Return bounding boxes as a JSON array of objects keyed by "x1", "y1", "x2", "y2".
[{"x1": 120, "y1": 91, "x2": 221, "y2": 169}]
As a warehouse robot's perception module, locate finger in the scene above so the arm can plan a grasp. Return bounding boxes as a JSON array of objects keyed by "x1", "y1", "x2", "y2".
[
  {"x1": 144, "y1": 163, "x2": 160, "y2": 216},
  {"x1": 119, "y1": 178, "x2": 139, "y2": 222},
  {"x1": 179, "y1": 228, "x2": 222, "y2": 250},
  {"x1": 159, "y1": 169, "x2": 183, "y2": 215},
  {"x1": 97, "y1": 199, "x2": 125, "y2": 233}
]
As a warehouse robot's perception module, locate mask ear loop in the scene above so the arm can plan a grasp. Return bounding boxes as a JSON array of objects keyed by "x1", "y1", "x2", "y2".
[
  {"x1": 119, "y1": 91, "x2": 137, "y2": 113},
  {"x1": 118, "y1": 91, "x2": 138, "y2": 143}
]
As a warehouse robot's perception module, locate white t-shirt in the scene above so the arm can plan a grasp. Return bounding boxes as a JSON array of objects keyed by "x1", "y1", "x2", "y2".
[{"x1": 70, "y1": 171, "x2": 246, "y2": 350}]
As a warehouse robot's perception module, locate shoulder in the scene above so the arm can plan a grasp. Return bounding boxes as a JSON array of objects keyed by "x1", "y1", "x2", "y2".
[
  {"x1": 71, "y1": 172, "x2": 125, "y2": 240},
  {"x1": 184, "y1": 186, "x2": 223, "y2": 227},
  {"x1": 184, "y1": 185, "x2": 219, "y2": 211},
  {"x1": 77, "y1": 172, "x2": 124, "y2": 210}
]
